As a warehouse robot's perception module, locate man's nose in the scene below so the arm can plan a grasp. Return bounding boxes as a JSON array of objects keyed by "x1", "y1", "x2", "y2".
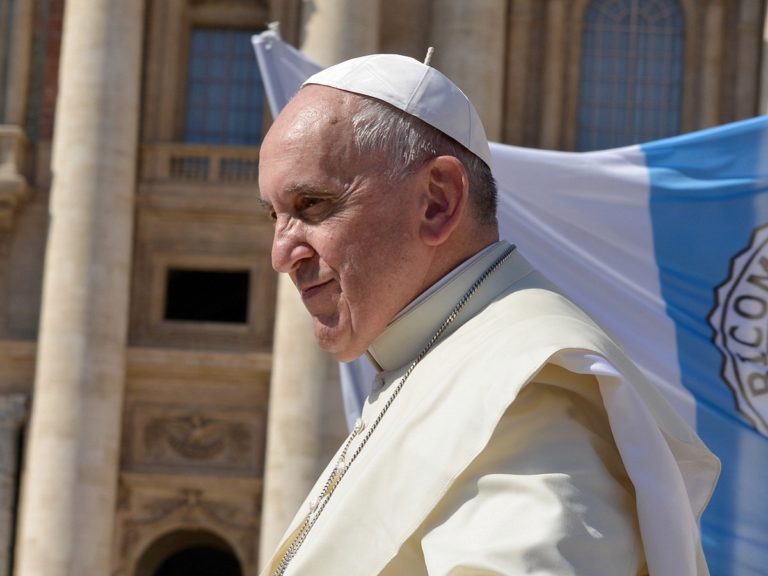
[{"x1": 271, "y1": 221, "x2": 314, "y2": 273}]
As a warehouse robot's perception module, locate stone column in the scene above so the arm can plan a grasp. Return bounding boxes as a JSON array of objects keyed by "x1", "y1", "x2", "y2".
[
  {"x1": 540, "y1": 0, "x2": 567, "y2": 149},
  {"x1": 259, "y1": 281, "x2": 346, "y2": 563},
  {"x1": 300, "y1": 0, "x2": 380, "y2": 66},
  {"x1": 0, "y1": 0, "x2": 34, "y2": 257},
  {"x1": 505, "y1": 0, "x2": 535, "y2": 145},
  {"x1": 2, "y1": 0, "x2": 35, "y2": 125},
  {"x1": 13, "y1": 1, "x2": 143, "y2": 575},
  {"x1": 428, "y1": 0, "x2": 508, "y2": 142},
  {"x1": 733, "y1": 0, "x2": 763, "y2": 118},
  {"x1": 379, "y1": 0, "x2": 430, "y2": 58},
  {"x1": 259, "y1": 0, "x2": 378, "y2": 566},
  {"x1": 0, "y1": 394, "x2": 26, "y2": 576},
  {"x1": 701, "y1": 0, "x2": 724, "y2": 127}
]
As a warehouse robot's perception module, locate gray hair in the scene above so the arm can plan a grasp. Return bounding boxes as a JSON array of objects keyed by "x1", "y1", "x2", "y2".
[{"x1": 350, "y1": 97, "x2": 498, "y2": 226}]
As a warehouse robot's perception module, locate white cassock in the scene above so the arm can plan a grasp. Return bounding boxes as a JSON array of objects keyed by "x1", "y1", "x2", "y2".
[{"x1": 261, "y1": 241, "x2": 720, "y2": 576}]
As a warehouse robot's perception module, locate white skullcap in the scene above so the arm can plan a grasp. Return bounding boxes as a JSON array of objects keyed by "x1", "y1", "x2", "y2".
[{"x1": 302, "y1": 54, "x2": 492, "y2": 167}]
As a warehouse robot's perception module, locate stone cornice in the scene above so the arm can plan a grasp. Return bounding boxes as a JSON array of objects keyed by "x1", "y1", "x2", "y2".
[
  {"x1": 0, "y1": 340, "x2": 272, "y2": 384},
  {"x1": 126, "y1": 346, "x2": 272, "y2": 381}
]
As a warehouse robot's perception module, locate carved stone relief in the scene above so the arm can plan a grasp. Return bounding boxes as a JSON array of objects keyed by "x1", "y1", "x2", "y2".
[{"x1": 125, "y1": 402, "x2": 264, "y2": 475}]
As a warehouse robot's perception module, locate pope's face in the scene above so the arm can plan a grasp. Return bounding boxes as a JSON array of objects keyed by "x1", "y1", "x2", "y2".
[{"x1": 258, "y1": 87, "x2": 431, "y2": 361}]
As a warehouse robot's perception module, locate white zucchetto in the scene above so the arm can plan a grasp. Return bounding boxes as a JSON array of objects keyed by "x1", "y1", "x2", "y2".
[{"x1": 303, "y1": 54, "x2": 492, "y2": 167}]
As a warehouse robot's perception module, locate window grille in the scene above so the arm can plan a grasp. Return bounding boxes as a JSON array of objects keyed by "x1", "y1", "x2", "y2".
[
  {"x1": 577, "y1": 0, "x2": 684, "y2": 151},
  {"x1": 169, "y1": 155, "x2": 210, "y2": 180},
  {"x1": 220, "y1": 157, "x2": 259, "y2": 182},
  {"x1": 184, "y1": 28, "x2": 265, "y2": 146}
]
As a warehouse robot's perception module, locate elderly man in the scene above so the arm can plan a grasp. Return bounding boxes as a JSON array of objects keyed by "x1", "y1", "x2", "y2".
[{"x1": 257, "y1": 54, "x2": 719, "y2": 576}]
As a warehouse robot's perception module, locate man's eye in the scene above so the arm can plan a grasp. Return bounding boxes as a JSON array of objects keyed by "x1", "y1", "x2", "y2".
[
  {"x1": 299, "y1": 197, "x2": 322, "y2": 210},
  {"x1": 269, "y1": 210, "x2": 277, "y2": 222},
  {"x1": 296, "y1": 197, "x2": 330, "y2": 219}
]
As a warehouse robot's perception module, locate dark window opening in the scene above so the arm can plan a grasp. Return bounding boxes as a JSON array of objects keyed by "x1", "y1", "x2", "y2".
[
  {"x1": 164, "y1": 269, "x2": 250, "y2": 324},
  {"x1": 153, "y1": 546, "x2": 242, "y2": 576}
]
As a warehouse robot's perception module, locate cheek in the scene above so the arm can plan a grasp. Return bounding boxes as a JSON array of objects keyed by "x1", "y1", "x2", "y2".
[
  {"x1": 331, "y1": 243, "x2": 387, "y2": 310},
  {"x1": 347, "y1": 238, "x2": 417, "y2": 307},
  {"x1": 325, "y1": 220, "x2": 382, "y2": 268},
  {"x1": 322, "y1": 207, "x2": 418, "y2": 301}
]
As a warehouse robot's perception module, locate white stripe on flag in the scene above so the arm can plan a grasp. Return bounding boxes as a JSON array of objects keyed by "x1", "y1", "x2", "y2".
[{"x1": 492, "y1": 142, "x2": 696, "y2": 425}]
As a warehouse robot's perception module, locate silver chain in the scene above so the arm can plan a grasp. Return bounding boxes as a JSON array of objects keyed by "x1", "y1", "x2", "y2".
[{"x1": 272, "y1": 245, "x2": 514, "y2": 576}]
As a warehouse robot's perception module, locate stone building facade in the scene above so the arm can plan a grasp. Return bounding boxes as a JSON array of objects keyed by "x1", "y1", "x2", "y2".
[{"x1": 0, "y1": 0, "x2": 765, "y2": 574}]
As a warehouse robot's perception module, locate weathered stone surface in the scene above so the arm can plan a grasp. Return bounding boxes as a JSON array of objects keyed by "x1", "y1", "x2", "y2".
[{"x1": 13, "y1": 0, "x2": 144, "y2": 574}]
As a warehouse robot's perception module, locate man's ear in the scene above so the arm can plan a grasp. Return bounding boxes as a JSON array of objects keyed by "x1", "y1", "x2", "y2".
[{"x1": 419, "y1": 155, "x2": 469, "y2": 246}]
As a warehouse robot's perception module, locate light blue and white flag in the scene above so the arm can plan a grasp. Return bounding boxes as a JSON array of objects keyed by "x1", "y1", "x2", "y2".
[{"x1": 253, "y1": 30, "x2": 768, "y2": 576}]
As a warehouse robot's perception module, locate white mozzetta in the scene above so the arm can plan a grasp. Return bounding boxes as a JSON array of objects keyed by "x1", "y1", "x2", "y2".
[{"x1": 262, "y1": 242, "x2": 718, "y2": 576}]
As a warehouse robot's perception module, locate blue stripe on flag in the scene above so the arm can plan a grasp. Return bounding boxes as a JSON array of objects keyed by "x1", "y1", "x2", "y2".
[{"x1": 644, "y1": 116, "x2": 768, "y2": 576}]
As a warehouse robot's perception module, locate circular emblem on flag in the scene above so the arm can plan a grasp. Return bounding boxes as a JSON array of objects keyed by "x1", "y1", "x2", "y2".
[{"x1": 710, "y1": 225, "x2": 768, "y2": 435}]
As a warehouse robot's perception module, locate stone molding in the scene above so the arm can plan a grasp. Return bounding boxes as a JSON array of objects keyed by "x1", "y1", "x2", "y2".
[
  {"x1": 112, "y1": 473, "x2": 260, "y2": 576},
  {"x1": 0, "y1": 126, "x2": 29, "y2": 231},
  {"x1": 119, "y1": 487, "x2": 258, "y2": 553},
  {"x1": 126, "y1": 347, "x2": 272, "y2": 380}
]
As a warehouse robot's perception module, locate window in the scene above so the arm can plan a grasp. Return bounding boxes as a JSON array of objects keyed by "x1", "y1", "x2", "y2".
[
  {"x1": 154, "y1": 546, "x2": 241, "y2": 576},
  {"x1": 164, "y1": 269, "x2": 250, "y2": 324},
  {"x1": 184, "y1": 28, "x2": 265, "y2": 145},
  {"x1": 576, "y1": 0, "x2": 685, "y2": 150},
  {"x1": 135, "y1": 530, "x2": 243, "y2": 576}
]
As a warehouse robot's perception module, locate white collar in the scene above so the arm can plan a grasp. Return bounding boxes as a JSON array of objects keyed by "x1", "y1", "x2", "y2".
[{"x1": 366, "y1": 241, "x2": 532, "y2": 372}]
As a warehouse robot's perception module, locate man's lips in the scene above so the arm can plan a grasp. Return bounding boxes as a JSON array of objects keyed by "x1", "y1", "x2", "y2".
[{"x1": 299, "y1": 279, "x2": 333, "y2": 300}]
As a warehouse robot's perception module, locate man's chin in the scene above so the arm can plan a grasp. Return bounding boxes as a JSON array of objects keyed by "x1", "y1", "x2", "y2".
[
  {"x1": 315, "y1": 335, "x2": 362, "y2": 363},
  {"x1": 313, "y1": 321, "x2": 365, "y2": 362}
]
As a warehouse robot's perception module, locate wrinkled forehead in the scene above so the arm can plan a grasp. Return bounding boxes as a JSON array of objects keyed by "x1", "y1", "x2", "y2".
[
  {"x1": 258, "y1": 86, "x2": 382, "y2": 200},
  {"x1": 268, "y1": 85, "x2": 360, "y2": 145},
  {"x1": 259, "y1": 86, "x2": 370, "y2": 187}
]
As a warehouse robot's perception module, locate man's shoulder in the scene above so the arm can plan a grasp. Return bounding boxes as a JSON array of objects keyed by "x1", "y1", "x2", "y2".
[
  {"x1": 470, "y1": 281, "x2": 612, "y2": 350},
  {"x1": 421, "y1": 279, "x2": 631, "y2": 387}
]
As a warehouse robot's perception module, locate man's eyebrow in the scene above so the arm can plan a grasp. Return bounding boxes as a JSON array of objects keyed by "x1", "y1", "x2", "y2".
[
  {"x1": 257, "y1": 184, "x2": 329, "y2": 213},
  {"x1": 284, "y1": 183, "x2": 326, "y2": 196}
]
